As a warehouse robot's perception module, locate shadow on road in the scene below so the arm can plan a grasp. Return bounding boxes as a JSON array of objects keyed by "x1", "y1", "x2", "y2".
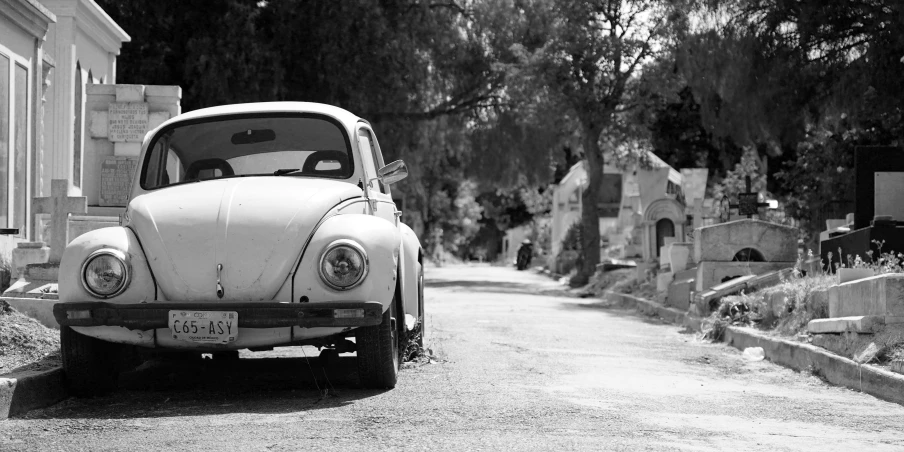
[
  {"x1": 560, "y1": 299, "x2": 677, "y2": 327},
  {"x1": 426, "y1": 279, "x2": 574, "y2": 298},
  {"x1": 25, "y1": 355, "x2": 389, "y2": 420}
]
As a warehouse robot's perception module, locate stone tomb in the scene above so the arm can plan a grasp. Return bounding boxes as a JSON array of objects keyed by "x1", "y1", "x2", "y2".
[
  {"x1": 808, "y1": 274, "x2": 904, "y2": 334},
  {"x1": 693, "y1": 219, "x2": 798, "y2": 293},
  {"x1": 85, "y1": 84, "x2": 181, "y2": 209},
  {"x1": 821, "y1": 146, "x2": 904, "y2": 271},
  {"x1": 4, "y1": 179, "x2": 87, "y2": 305}
]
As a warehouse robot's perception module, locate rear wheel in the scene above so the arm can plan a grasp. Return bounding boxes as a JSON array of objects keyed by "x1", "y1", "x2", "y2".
[
  {"x1": 61, "y1": 327, "x2": 120, "y2": 397},
  {"x1": 356, "y1": 296, "x2": 400, "y2": 389}
]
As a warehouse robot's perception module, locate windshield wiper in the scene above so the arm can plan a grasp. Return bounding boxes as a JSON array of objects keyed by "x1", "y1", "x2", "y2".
[{"x1": 273, "y1": 168, "x2": 301, "y2": 176}]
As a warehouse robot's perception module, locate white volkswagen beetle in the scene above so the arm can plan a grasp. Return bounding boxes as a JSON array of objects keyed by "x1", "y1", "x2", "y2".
[{"x1": 54, "y1": 102, "x2": 424, "y2": 395}]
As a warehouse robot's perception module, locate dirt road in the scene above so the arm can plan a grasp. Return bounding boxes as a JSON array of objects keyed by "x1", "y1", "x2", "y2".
[{"x1": 2, "y1": 264, "x2": 904, "y2": 451}]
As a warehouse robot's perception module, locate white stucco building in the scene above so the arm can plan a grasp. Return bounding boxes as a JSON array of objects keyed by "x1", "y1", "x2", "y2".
[{"x1": 0, "y1": 0, "x2": 128, "y2": 276}]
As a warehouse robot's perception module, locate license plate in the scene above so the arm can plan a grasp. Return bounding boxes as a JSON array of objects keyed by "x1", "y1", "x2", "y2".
[{"x1": 168, "y1": 310, "x2": 238, "y2": 344}]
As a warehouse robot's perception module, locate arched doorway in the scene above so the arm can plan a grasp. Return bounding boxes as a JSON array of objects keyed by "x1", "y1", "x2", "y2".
[
  {"x1": 655, "y1": 218, "x2": 675, "y2": 257},
  {"x1": 733, "y1": 247, "x2": 765, "y2": 262}
]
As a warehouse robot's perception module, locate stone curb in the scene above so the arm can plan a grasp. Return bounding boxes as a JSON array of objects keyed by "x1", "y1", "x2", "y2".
[
  {"x1": 0, "y1": 367, "x2": 68, "y2": 419},
  {"x1": 604, "y1": 291, "x2": 702, "y2": 331},
  {"x1": 723, "y1": 326, "x2": 904, "y2": 406},
  {"x1": 604, "y1": 290, "x2": 904, "y2": 406}
]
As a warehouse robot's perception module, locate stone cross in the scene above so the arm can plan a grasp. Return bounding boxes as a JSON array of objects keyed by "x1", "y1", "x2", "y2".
[
  {"x1": 693, "y1": 198, "x2": 705, "y2": 229},
  {"x1": 33, "y1": 179, "x2": 87, "y2": 263},
  {"x1": 724, "y1": 176, "x2": 770, "y2": 221}
]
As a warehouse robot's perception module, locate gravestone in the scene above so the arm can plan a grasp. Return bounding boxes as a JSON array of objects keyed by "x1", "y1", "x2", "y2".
[
  {"x1": 808, "y1": 274, "x2": 904, "y2": 334},
  {"x1": 3, "y1": 179, "x2": 85, "y2": 304},
  {"x1": 820, "y1": 146, "x2": 904, "y2": 271},
  {"x1": 32, "y1": 180, "x2": 87, "y2": 263},
  {"x1": 692, "y1": 219, "x2": 798, "y2": 294},
  {"x1": 99, "y1": 157, "x2": 139, "y2": 206},
  {"x1": 85, "y1": 84, "x2": 181, "y2": 209}
]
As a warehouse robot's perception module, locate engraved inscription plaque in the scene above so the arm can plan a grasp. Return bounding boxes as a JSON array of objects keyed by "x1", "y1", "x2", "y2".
[
  {"x1": 100, "y1": 157, "x2": 138, "y2": 207},
  {"x1": 108, "y1": 102, "x2": 149, "y2": 142}
]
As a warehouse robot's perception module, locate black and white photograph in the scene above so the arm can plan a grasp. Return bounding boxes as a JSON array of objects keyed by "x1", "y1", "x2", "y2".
[{"x1": 1, "y1": 0, "x2": 903, "y2": 450}]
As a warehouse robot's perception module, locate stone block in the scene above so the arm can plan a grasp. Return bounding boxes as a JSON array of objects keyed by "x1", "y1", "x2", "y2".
[
  {"x1": 145, "y1": 85, "x2": 182, "y2": 98},
  {"x1": 674, "y1": 267, "x2": 697, "y2": 281},
  {"x1": 11, "y1": 243, "x2": 49, "y2": 279},
  {"x1": 2, "y1": 297, "x2": 58, "y2": 328},
  {"x1": 24, "y1": 263, "x2": 58, "y2": 282},
  {"x1": 87, "y1": 84, "x2": 116, "y2": 96},
  {"x1": 693, "y1": 219, "x2": 798, "y2": 263},
  {"x1": 656, "y1": 271, "x2": 673, "y2": 292},
  {"x1": 89, "y1": 111, "x2": 108, "y2": 138},
  {"x1": 667, "y1": 277, "x2": 694, "y2": 310},
  {"x1": 668, "y1": 242, "x2": 692, "y2": 272},
  {"x1": 807, "y1": 315, "x2": 885, "y2": 334},
  {"x1": 826, "y1": 219, "x2": 848, "y2": 230},
  {"x1": 892, "y1": 360, "x2": 904, "y2": 375},
  {"x1": 114, "y1": 142, "x2": 142, "y2": 157},
  {"x1": 695, "y1": 261, "x2": 795, "y2": 292},
  {"x1": 115, "y1": 85, "x2": 146, "y2": 102},
  {"x1": 828, "y1": 274, "x2": 904, "y2": 318},
  {"x1": 148, "y1": 111, "x2": 171, "y2": 130}
]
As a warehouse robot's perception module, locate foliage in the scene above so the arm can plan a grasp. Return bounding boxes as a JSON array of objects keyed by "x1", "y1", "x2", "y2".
[
  {"x1": 701, "y1": 272, "x2": 836, "y2": 340},
  {"x1": 679, "y1": 0, "x2": 904, "y2": 241},
  {"x1": 518, "y1": 0, "x2": 684, "y2": 284}
]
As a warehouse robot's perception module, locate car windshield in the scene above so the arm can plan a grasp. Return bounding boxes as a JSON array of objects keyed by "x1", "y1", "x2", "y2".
[{"x1": 140, "y1": 114, "x2": 354, "y2": 189}]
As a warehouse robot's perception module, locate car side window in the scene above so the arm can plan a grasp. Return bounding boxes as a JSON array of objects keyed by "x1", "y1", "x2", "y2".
[{"x1": 357, "y1": 129, "x2": 386, "y2": 194}]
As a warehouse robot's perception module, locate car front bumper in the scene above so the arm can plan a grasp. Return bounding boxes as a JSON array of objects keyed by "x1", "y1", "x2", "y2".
[{"x1": 53, "y1": 301, "x2": 384, "y2": 329}]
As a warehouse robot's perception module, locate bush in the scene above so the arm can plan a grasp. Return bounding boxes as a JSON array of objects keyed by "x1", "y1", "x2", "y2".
[
  {"x1": 556, "y1": 222, "x2": 584, "y2": 275},
  {"x1": 701, "y1": 273, "x2": 836, "y2": 339}
]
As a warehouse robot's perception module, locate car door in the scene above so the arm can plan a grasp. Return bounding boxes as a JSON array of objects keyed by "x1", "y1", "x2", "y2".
[{"x1": 356, "y1": 125, "x2": 398, "y2": 226}]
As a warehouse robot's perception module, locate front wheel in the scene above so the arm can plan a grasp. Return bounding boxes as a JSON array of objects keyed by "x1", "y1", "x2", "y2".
[
  {"x1": 356, "y1": 297, "x2": 400, "y2": 389},
  {"x1": 61, "y1": 327, "x2": 120, "y2": 397}
]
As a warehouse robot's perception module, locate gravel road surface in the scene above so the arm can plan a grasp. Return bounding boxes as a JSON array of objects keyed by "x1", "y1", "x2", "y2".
[{"x1": 2, "y1": 264, "x2": 904, "y2": 451}]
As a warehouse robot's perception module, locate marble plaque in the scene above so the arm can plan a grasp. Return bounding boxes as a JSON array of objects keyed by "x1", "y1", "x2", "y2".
[
  {"x1": 875, "y1": 172, "x2": 904, "y2": 220},
  {"x1": 100, "y1": 157, "x2": 138, "y2": 206},
  {"x1": 108, "y1": 102, "x2": 149, "y2": 142}
]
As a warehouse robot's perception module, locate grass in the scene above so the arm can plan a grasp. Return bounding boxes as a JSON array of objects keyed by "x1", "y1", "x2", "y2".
[
  {"x1": 0, "y1": 300, "x2": 60, "y2": 375},
  {"x1": 701, "y1": 273, "x2": 836, "y2": 340}
]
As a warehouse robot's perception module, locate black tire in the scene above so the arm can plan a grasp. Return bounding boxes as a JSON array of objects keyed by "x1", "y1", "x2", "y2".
[
  {"x1": 356, "y1": 296, "x2": 400, "y2": 389},
  {"x1": 60, "y1": 327, "x2": 120, "y2": 397},
  {"x1": 212, "y1": 351, "x2": 240, "y2": 361},
  {"x1": 319, "y1": 348, "x2": 339, "y2": 367}
]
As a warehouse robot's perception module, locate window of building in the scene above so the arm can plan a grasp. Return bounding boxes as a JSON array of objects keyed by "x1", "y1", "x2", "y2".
[
  {"x1": 0, "y1": 53, "x2": 9, "y2": 229},
  {"x1": 73, "y1": 61, "x2": 82, "y2": 188},
  {"x1": 13, "y1": 63, "x2": 27, "y2": 234},
  {"x1": 0, "y1": 46, "x2": 31, "y2": 236}
]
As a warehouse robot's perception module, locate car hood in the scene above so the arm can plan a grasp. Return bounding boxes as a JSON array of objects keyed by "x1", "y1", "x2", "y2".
[{"x1": 128, "y1": 177, "x2": 362, "y2": 301}]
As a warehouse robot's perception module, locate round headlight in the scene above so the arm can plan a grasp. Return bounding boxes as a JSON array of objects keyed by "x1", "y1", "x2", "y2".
[
  {"x1": 319, "y1": 240, "x2": 368, "y2": 290},
  {"x1": 81, "y1": 249, "x2": 130, "y2": 298}
]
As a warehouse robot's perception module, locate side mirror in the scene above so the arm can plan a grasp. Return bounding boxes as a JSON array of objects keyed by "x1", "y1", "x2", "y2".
[{"x1": 377, "y1": 160, "x2": 408, "y2": 185}]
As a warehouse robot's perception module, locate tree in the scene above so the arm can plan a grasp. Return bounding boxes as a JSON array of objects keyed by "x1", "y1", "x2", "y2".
[
  {"x1": 678, "y1": 0, "x2": 904, "y2": 240},
  {"x1": 525, "y1": 0, "x2": 682, "y2": 284}
]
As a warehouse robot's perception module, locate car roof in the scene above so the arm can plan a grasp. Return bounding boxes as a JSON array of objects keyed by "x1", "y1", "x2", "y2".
[{"x1": 159, "y1": 102, "x2": 365, "y2": 129}]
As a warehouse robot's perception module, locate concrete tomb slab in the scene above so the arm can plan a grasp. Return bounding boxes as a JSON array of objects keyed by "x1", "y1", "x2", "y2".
[
  {"x1": 693, "y1": 219, "x2": 798, "y2": 264},
  {"x1": 828, "y1": 273, "x2": 904, "y2": 323},
  {"x1": 807, "y1": 315, "x2": 885, "y2": 334}
]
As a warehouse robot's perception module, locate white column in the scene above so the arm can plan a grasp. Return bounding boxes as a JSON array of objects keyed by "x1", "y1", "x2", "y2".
[{"x1": 48, "y1": 16, "x2": 76, "y2": 193}]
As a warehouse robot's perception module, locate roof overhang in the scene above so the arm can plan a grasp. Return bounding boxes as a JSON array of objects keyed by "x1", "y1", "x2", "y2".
[
  {"x1": 43, "y1": 0, "x2": 130, "y2": 54},
  {"x1": 0, "y1": 0, "x2": 56, "y2": 39}
]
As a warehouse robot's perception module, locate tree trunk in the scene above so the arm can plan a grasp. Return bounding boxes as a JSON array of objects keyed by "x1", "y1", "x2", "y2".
[{"x1": 575, "y1": 120, "x2": 603, "y2": 286}]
